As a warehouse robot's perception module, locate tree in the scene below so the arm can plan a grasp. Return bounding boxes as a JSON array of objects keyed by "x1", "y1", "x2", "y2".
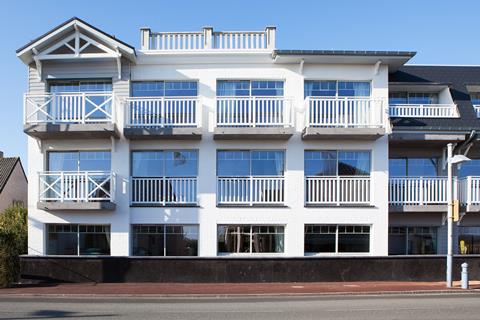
[{"x1": 0, "y1": 205, "x2": 27, "y2": 287}]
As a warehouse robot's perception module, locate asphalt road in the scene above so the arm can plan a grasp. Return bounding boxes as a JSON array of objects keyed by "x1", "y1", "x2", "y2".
[{"x1": 0, "y1": 294, "x2": 479, "y2": 320}]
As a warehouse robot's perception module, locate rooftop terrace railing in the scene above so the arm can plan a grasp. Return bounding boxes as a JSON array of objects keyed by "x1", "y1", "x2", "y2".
[{"x1": 141, "y1": 27, "x2": 276, "y2": 51}]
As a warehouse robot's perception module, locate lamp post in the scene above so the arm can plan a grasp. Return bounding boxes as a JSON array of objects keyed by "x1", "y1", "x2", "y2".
[{"x1": 446, "y1": 143, "x2": 471, "y2": 288}]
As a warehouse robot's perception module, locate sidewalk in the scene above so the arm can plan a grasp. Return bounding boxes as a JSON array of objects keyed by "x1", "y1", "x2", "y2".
[{"x1": 1, "y1": 281, "x2": 479, "y2": 297}]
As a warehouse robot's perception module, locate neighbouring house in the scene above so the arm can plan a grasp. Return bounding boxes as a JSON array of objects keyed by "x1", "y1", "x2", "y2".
[
  {"x1": 16, "y1": 17, "x2": 480, "y2": 258},
  {"x1": 0, "y1": 151, "x2": 27, "y2": 212}
]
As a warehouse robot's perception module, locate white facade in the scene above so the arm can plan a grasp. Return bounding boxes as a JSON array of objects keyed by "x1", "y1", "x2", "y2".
[{"x1": 23, "y1": 18, "x2": 479, "y2": 258}]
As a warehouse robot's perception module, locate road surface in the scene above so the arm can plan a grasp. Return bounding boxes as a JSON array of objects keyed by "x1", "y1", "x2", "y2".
[{"x1": 0, "y1": 293, "x2": 479, "y2": 319}]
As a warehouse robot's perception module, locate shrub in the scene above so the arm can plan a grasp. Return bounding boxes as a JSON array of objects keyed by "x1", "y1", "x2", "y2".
[{"x1": 0, "y1": 205, "x2": 27, "y2": 287}]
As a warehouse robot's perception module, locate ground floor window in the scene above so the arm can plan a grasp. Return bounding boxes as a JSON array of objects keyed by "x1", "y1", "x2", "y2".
[
  {"x1": 459, "y1": 227, "x2": 480, "y2": 254},
  {"x1": 305, "y1": 225, "x2": 370, "y2": 254},
  {"x1": 217, "y1": 225, "x2": 284, "y2": 254},
  {"x1": 132, "y1": 225, "x2": 198, "y2": 256},
  {"x1": 47, "y1": 224, "x2": 110, "y2": 256},
  {"x1": 388, "y1": 226, "x2": 437, "y2": 255}
]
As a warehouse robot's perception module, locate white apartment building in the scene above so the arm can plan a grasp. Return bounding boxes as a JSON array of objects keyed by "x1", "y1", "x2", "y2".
[{"x1": 17, "y1": 17, "x2": 480, "y2": 258}]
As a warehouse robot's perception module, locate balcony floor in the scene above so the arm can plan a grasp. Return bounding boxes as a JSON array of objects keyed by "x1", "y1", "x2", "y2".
[
  {"x1": 37, "y1": 201, "x2": 116, "y2": 211},
  {"x1": 389, "y1": 204, "x2": 447, "y2": 213},
  {"x1": 302, "y1": 127, "x2": 385, "y2": 140},
  {"x1": 214, "y1": 127, "x2": 294, "y2": 140},
  {"x1": 24, "y1": 123, "x2": 119, "y2": 139},
  {"x1": 124, "y1": 127, "x2": 202, "y2": 140}
]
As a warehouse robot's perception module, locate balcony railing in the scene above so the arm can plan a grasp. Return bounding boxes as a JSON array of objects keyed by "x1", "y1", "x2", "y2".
[
  {"x1": 125, "y1": 97, "x2": 200, "y2": 127},
  {"x1": 24, "y1": 92, "x2": 114, "y2": 124},
  {"x1": 305, "y1": 176, "x2": 371, "y2": 205},
  {"x1": 217, "y1": 176, "x2": 285, "y2": 205},
  {"x1": 216, "y1": 96, "x2": 293, "y2": 127},
  {"x1": 389, "y1": 104, "x2": 459, "y2": 118},
  {"x1": 305, "y1": 97, "x2": 384, "y2": 128},
  {"x1": 142, "y1": 27, "x2": 275, "y2": 51},
  {"x1": 389, "y1": 177, "x2": 453, "y2": 205},
  {"x1": 131, "y1": 177, "x2": 198, "y2": 205},
  {"x1": 473, "y1": 105, "x2": 480, "y2": 118},
  {"x1": 459, "y1": 176, "x2": 480, "y2": 206},
  {"x1": 39, "y1": 171, "x2": 115, "y2": 202}
]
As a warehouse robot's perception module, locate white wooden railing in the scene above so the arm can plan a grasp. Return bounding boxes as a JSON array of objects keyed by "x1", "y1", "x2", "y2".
[
  {"x1": 24, "y1": 92, "x2": 114, "y2": 124},
  {"x1": 125, "y1": 97, "x2": 199, "y2": 127},
  {"x1": 389, "y1": 177, "x2": 453, "y2": 205},
  {"x1": 389, "y1": 104, "x2": 459, "y2": 118},
  {"x1": 216, "y1": 97, "x2": 293, "y2": 127},
  {"x1": 459, "y1": 176, "x2": 480, "y2": 205},
  {"x1": 473, "y1": 105, "x2": 480, "y2": 118},
  {"x1": 217, "y1": 176, "x2": 284, "y2": 205},
  {"x1": 131, "y1": 177, "x2": 197, "y2": 205},
  {"x1": 143, "y1": 27, "x2": 275, "y2": 51},
  {"x1": 305, "y1": 176, "x2": 371, "y2": 205},
  {"x1": 39, "y1": 171, "x2": 115, "y2": 202},
  {"x1": 305, "y1": 97, "x2": 384, "y2": 127}
]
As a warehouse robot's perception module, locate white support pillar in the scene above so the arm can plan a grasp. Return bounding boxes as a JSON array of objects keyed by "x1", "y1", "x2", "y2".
[
  {"x1": 203, "y1": 26, "x2": 213, "y2": 50},
  {"x1": 140, "y1": 28, "x2": 151, "y2": 50},
  {"x1": 265, "y1": 26, "x2": 276, "y2": 50}
]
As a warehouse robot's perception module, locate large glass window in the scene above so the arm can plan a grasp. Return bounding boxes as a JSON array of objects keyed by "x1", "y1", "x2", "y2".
[
  {"x1": 47, "y1": 224, "x2": 110, "y2": 256},
  {"x1": 131, "y1": 150, "x2": 198, "y2": 177},
  {"x1": 217, "y1": 80, "x2": 284, "y2": 97},
  {"x1": 459, "y1": 227, "x2": 480, "y2": 254},
  {"x1": 48, "y1": 151, "x2": 111, "y2": 171},
  {"x1": 389, "y1": 92, "x2": 438, "y2": 105},
  {"x1": 305, "y1": 225, "x2": 370, "y2": 254},
  {"x1": 132, "y1": 225, "x2": 198, "y2": 256},
  {"x1": 304, "y1": 81, "x2": 370, "y2": 97},
  {"x1": 131, "y1": 81, "x2": 198, "y2": 97},
  {"x1": 49, "y1": 80, "x2": 112, "y2": 93},
  {"x1": 388, "y1": 227, "x2": 437, "y2": 255},
  {"x1": 217, "y1": 150, "x2": 285, "y2": 176},
  {"x1": 389, "y1": 158, "x2": 438, "y2": 177},
  {"x1": 471, "y1": 93, "x2": 480, "y2": 105},
  {"x1": 217, "y1": 225, "x2": 284, "y2": 254},
  {"x1": 305, "y1": 151, "x2": 371, "y2": 176}
]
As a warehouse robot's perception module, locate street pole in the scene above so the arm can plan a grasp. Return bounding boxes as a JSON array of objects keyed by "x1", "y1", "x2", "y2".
[{"x1": 446, "y1": 143, "x2": 453, "y2": 288}]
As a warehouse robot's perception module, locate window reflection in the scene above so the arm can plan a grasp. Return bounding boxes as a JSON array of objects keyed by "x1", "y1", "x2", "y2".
[
  {"x1": 217, "y1": 150, "x2": 285, "y2": 176},
  {"x1": 388, "y1": 227, "x2": 437, "y2": 255},
  {"x1": 389, "y1": 158, "x2": 438, "y2": 177},
  {"x1": 217, "y1": 225, "x2": 284, "y2": 254},
  {"x1": 132, "y1": 225, "x2": 198, "y2": 256},
  {"x1": 305, "y1": 150, "x2": 370, "y2": 176},
  {"x1": 47, "y1": 224, "x2": 110, "y2": 256}
]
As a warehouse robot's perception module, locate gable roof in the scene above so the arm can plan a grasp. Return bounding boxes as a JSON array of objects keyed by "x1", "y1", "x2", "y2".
[
  {"x1": 0, "y1": 157, "x2": 26, "y2": 194},
  {"x1": 16, "y1": 17, "x2": 136, "y2": 64},
  {"x1": 389, "y1": 65, "x2": 480, "y2": 132}
]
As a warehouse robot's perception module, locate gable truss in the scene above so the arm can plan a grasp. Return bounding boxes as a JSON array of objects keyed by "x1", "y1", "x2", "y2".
[{"x1": 32, "y1": 27, "x2": 122, "y2": 79}]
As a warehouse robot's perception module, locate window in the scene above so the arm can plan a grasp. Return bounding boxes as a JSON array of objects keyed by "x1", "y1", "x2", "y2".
[
  {"x1": 458, "y1": 159, "x2": 480, "y2": 178},
  {"x1": 388, "y1": 227, "x2": 437, "y2": 255},
  {"x1": 305, "y1": 225, "x2": 370, "y2": 254},
  {"x1": 304, "y1": 81, "x2": 370, "y2": 97},
  {"x1": 217, "y1": 80, "x2": 284, "y2": 97},
  {"x1": 389, "y1": 92, "x2": 438, "y2": 105},
  {"x1": 49, "y1": 80, "x2": 112, "y2": 93},
  {"x1": 471, "y1": 93, "x2": 480, "y2": 106},
  {"x1": 131, "y1": 81, "x2": 198, "y2": 97},
  {"x1": 47, "y1": 224, "x2": 110, "y2": 256},
  {"x1": 217, "y1": 150, "x2": 285, "y2": 176},
  {"x1": 459, "y1": 227, "x2": 480, "y2": 254},
  {"x1": 131, "y1": 150, "x2": 198, "y2": 177},
  {"x1": 217, "y1": 225, "x2": 284, "y2": 254},
  {"x1": 132, "y1": 225, "x2": 198, "y2": 256},
  {"x1": 389, "y1": 158, "x2": 438, "y2": 177},
  {"x1": 305, "y1": 151, "x2": 371, "y2": 176},
  {"x1": 48, "y1": 151, "x2": 111, "y2": 171}
]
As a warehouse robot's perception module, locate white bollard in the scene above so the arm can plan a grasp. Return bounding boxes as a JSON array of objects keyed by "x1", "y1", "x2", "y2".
[{"x1": 461, "y1": 262, "x2": 469, "y2": 290}]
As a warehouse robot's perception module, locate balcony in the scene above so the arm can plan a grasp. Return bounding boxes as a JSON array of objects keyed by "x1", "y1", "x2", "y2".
[
  {"x1": 214, "y1": 96, "x2": 294, "y2": 140},
  {"x1": 305, "y1": 176, "x2": 371, "y2": 206},
  {"x1": 131, "y1": 177, "x2": 198, "y2": 206},
  {"x1": 459, "y1": 176, "x2": 480, "y2": 212},
  {"x1": 389, "y1": 177, "x2": 450, "y2": 212},
  {"x1": 141, "y1": 27, "x2": 275, "y2": 52},
  {"x1": 303, "y1": 97, "x2": 386, "y2": 140},
  {"x1": 124, "y1": 97, "x2": 202, "y2": 140},
  {"x1": 216, "y1": 176, "x2": 285, "y2": 206},
  {"x1": 37, "y1": 171, "x2": 116, "y2": 211},
  {"x1": 23, "y1": 92, "x2": 118, "y2": 139},
  {"x1": 389, "y1": 104, "x2": 459, "y2": 118}
]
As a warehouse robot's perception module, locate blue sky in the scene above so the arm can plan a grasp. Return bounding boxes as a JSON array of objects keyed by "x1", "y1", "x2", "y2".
[{"x1": 1, "y1": 0, "x2": 479, "y2": 164}]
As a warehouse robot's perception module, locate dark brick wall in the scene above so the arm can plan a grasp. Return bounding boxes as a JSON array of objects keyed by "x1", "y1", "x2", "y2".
[{"x1": 20, "y1": 255, "x2": 480, "y2": 283}]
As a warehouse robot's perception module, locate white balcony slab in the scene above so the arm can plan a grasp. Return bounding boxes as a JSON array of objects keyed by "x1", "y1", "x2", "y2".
[
  {"x1": 124, "y1": 127, "x2": 202, "y2": 140},
  {"x1": 302, "y1": 127, "x2": 385, "y2": 140},
  {"x1": 214, "y1": 127, "x2": 294, "y2": 140},
  {"x1": 37, "y1": 201, "x2": 116, "y2": 211},
  {"x1": 24, "y1": 123, "x2": 119, "y2": 139}
]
